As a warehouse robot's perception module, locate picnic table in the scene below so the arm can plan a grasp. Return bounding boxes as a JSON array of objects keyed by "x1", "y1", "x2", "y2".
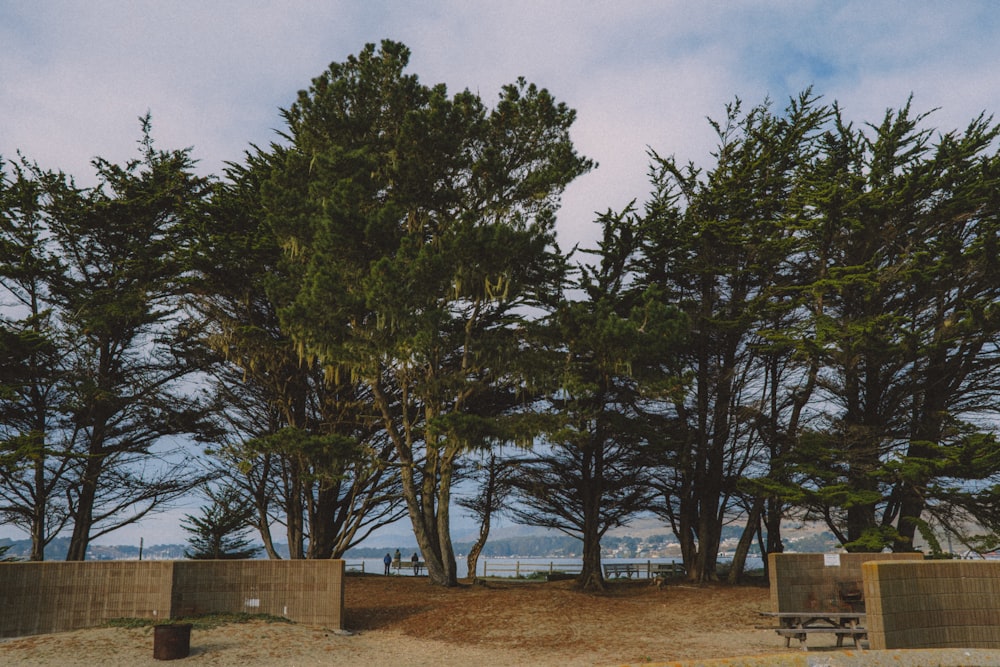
[{"x1": 758, "y1": 612, "x2": 866, "y2": 650}]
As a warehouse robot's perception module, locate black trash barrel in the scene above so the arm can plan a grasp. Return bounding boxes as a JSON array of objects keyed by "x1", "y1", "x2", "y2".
[{"x1": 153, "y1": 623, "x2": 192, "y2": 660}]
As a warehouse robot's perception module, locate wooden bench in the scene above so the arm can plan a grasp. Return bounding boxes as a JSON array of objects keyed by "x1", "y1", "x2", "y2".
[
  {"x1": 603, "y1": 562, "x2": 642, "y2": 578},
  {"x1": 649, "y1": 562, "x2": 686, "y2": 577},
  {"x1": 393, "y1": 559, "x2": 426, "y2": 575}
]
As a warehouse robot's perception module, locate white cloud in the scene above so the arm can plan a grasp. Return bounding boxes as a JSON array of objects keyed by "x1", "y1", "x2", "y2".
[{"x1": 4, "y1": 0, "x2": 1000, "y2": 545}]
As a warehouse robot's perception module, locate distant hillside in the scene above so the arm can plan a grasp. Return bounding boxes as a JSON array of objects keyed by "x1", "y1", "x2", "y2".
[
  {"x1": 346, "y1": 534, "x2": 584, "y2": 559},
  {"x1": 1, "y1": 525, "x2": 841, "y2": 562},
  {"x1": 0, "y1": 537, "x2": 187, "y2": 561}
]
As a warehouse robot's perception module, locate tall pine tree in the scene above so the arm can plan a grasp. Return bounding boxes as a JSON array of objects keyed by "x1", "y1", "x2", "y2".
[{"x1": 259, "y1": 41, "x2": 592, "y2": 585}]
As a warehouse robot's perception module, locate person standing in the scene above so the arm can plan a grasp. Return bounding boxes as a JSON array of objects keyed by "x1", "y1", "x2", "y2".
[
  {"x1": 411, "y1": 552, "x2": 420, "y2": 575},
  {"x1": 383, "y1": 553, "x2": 392, "y2": 575}
]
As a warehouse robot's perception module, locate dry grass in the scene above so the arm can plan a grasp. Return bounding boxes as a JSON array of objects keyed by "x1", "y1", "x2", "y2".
[
  {"x1": 1, "y1": 572, "x2": 809, "y2": 666},
  {"x1": 345, "y1": 572, "x2": 784, "y2": 663}
]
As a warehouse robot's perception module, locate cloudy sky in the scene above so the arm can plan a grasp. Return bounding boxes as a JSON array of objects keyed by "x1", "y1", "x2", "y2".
[
  {"x1": 3, "y1": 0, "x2": 1000, "y2": 546},
  {"x1": 6, "y1": 1, "x2": 1000, "y2": 252}
]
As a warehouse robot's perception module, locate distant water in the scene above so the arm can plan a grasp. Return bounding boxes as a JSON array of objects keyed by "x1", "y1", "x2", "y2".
[{"x1": 345, "y1": 556, "x2": 761, "y2": 578}]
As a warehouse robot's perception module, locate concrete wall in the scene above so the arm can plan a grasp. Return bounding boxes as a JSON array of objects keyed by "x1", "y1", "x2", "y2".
[
  {"x1": 0, "y1": 559, "x2": 344, "y2": 638},
  {"x1": 768, "y1": 552, "x2": 923, "y2": 614},
  {"x1": 863, "y1": 559, "x2": 1000, "y2": 650},
  {"x1": 170, "y1": 560, "x2": 344, "y2": 627}
]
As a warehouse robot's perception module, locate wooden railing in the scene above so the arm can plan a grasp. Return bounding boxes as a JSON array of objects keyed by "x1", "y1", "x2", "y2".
[
  {"x1": 342, "y1": 557, "x2": 686, "y2": 579},
  {"x1": 480, "y1": 559, "x2": 685, "y2": 579},
  {"x1": 481, "y1": 560, "x2": 581, "y2": 578}
]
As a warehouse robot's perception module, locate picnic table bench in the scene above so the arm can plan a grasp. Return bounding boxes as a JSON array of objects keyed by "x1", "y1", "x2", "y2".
[{"x1": 758, "y1": 612, "x2": 866, "y2": 650}]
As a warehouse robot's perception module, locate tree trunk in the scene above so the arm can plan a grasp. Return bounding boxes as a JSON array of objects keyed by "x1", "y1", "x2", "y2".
[
  {"x1": 578, "y1": 438, "x2": 606, "y2": 590},
  {"x1": 578, "y1": 522, "x2": 605, "y2": 591},
  {"x1": 677, "y1": 493, "x2": 697, "y2": 576},
  {"x1": 249, "y1": 454, "x2": 281, "y2": 559},
  {"x1": 436, "y1": 471, "x2": 458, "y2": 584},
  {"x1": 464, "y1": 452, "x2": 505, "y2": 580},
  {"x1": 891, "y1": 440, "x2": 932, "y2": 553},
  {"x1": 398, "y1": 454, "x2": 458, "y2": 587},
  {"x1": 466, "y1": 514, "x2": 490, "y2": 581},
  {"x1": 727, "y1": 497, "x2": 764, "y2": 584},
  {"x1": 892, "y1": 410, "x2": 943, "y2": 552},
  {"x1": 372, "y1": 383, "x2": 459, "y2": 586},
  {"x1": 307, "y1": 482, "x2": 338, "y2": 559},
  {"x1": 285, "y1": 465, "x2": 305, "y2": 558},
  {"x1": 845, "y1": 443, "x2": 879, "y2": 550},
  {"x1": 466, "y1": 540, "x2": 484, "y2": 581},
  {"x1": 693, "y1": 509, "x2": 721, "y2": 582},
  {"x1": 259, "y1": 522, "x2": 280, "y2": 559},
  {"x1": 765, "y1": 496, "x2": 784, "y2": 555},
  {"x1": 66, "y1": 457, "x2": 102, "y2": 561},
  {"x1": 30, "y1": 456, "x2": 46, "y2": 561}
]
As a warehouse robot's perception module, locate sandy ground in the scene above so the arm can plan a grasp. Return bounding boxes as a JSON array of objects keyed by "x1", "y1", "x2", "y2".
[{"x1": 4, "y1": 574, "x2": 1000, "y2": 666}]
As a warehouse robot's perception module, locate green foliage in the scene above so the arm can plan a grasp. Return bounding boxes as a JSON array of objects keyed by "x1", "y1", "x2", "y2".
[
  {"x1": 908, "y1": 517, "x2": 953, "y2": 559},
  {"x1": 778, "y1": 100, "x2": 1000, "y2": 550},
  {"x1": 0, "y1": 542, "x2": 17, "y2": 562},
  {"x1": 0, "y1": 159, "x2": 70, "y2": 559},
  {"x1": 841, "y1": 526, "x2": 902, "y2": 553},
  {"x1": 190, "y1": 112, "x2": 407, "y2": 561},
  {"x1": 0, "y1": 125, "x2": 214, "y2": 560},
  {"x1": 106, "y1": 612, "x2": 290, "y2": 629},
  {"x1": 958, "y1": 533, "x2": 1000, "y2": 558},
  {"x1": 182, "y1": 485, "x2": 261, "y2": 560},
  {"x1": 641, "y1": 91, "x2": 835, "y2": 579},
  {"x1": 255, "y1": 40, "x2": 592, "y2": 585},
  {"x1": 637, "y1": 89, "x2": 1000, "y2": 571},
  {"x1": 44, "y1": 118, "x2": 215, "y2": 560},
  {"x1": 243, "y1": 428, "x2": 360, "y2": 480},
  {"x1": 505, "y1": 204, "x2": 685, "y2": 588},
  {"x1": 8, "y1": 47, "x2": 1000, "y2": 579}
]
